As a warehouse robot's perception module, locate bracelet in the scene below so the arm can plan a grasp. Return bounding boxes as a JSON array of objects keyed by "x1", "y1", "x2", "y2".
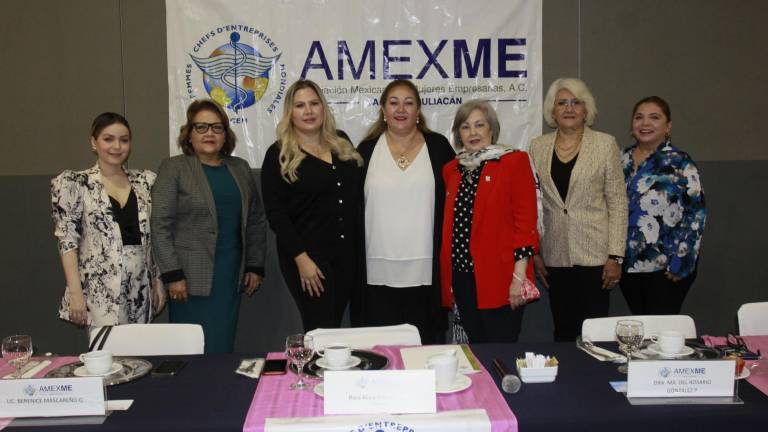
[{"x1": 512, "y1": 273, "x2": 525, "y2": 282}]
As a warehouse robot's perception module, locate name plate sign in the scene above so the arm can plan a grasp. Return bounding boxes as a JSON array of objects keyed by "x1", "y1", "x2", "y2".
[
  {"x1": 0, "y1": 377, "x2": 106, "y2": 417},
  {"x1": 324, "y1": 370, "x2": 436, "y2": 415},
  {"x1": 627, "y1": 360, "x2": 735, "y2": 398}
]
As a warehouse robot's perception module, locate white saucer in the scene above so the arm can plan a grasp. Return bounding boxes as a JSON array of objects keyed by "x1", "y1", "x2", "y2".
[
  {"x1": 313, "y1": 383, "x2": 325, "y2": 397},
  {"x1": 315, "y1": 356, "x2": 361, "y2": 370},
  {"x1": 437, "y1": 373, "x2": 472, "y2": 394},
  {"x1": 73, "y1": 362, "x2": 122, "y2": 377},
  {"x1": 646, "y1": 343, "x2": 695, "y2": 358},
  {"x1": 736, "y1": 367, "x2": 751, "y2": 380}
]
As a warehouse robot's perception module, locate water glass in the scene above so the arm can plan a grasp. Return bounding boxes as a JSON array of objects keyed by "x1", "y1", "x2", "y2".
[
  {"x1": 2, "y1": 335, "x2": 33, "y2": 379},
  {"x1": 615, "y1": 320, "x2": 644, "y2": 374},
  {"x1": 285, "y1": 334, "x2": 314, "y2": 390}
]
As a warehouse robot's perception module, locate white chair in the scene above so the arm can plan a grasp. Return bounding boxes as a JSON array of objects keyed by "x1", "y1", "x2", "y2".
[
  {"x1": 581, "y1": 315, "x2": 696, "y2": 342},
  {"x1": 88, "y1": 324, "x2": 205, "y2": 355},
  {"x1": 738, "y1": 302, "x2": 768, "y2": 336},
  {"x1": 307, "y1": 324, "x2": 421, "y2": 350}
]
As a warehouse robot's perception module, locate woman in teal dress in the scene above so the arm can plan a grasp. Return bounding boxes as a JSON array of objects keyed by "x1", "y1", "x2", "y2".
[{"x1": 151, "y1": 99, "x2": 267, "y2": 353}]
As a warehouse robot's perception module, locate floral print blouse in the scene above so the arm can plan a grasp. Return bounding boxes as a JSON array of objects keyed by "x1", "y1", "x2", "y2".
[{"x1": 622, "y1": 139, "x2": 706, "y2": 278}]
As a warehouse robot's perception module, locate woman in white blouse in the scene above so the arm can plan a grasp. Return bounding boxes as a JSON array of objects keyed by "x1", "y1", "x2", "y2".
[{"x1": 356, "y1": 79, "x2": 455, "y2": 343}]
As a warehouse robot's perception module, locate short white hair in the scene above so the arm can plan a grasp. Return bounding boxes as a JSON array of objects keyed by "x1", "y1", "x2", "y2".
[{"x1": 543, "y1": 78, "x2": 598, "y2": 128}]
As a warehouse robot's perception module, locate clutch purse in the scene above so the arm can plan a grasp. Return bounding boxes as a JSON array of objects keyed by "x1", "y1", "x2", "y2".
[{"x1": 515, "y1": 274, "x2": 541, "y2": 303}]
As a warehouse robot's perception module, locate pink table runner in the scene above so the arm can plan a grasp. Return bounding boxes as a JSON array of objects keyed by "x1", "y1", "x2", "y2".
[
  {"x1": 242, "y1": 345, "x2": 517, "y2": 432},
  {"x1": 702, "y1": 335, "x2": 768, "y2": 396},
  {"x1": 0, "y1": 356, "x2": 79, "y2": 430}
]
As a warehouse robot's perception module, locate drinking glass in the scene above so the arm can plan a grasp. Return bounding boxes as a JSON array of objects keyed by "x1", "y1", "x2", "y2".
[
  {"x1": 615, "y1": 320, "x2": 644, "y2": 374},
  {"x1": 285, "y1": 334, "x2": 314, "y2": 390},
  {"x1": 2, "y1": 335, "x2": 33, "y2": 379}
]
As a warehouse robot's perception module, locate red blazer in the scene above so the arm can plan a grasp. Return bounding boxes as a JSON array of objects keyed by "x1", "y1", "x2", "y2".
[{"x1": 440, "y1": 151, "x2": 539, "y2": 309}]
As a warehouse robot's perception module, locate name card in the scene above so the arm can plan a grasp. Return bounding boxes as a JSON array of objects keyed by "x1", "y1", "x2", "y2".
[
  {"x1": 0, "y1": 377, "x2": 106, "y2": 418},
  {"x1": 627, "y1": 360, "x2": 735, "y2": 398},
  {"x1": 324, "y1": 370, "x2": 436, "y2": 415}
]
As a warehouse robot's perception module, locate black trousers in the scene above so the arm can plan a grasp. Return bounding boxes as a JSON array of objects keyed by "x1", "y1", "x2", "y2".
[
  {"x1": 364, "y1": 284, "x2": 443, "y2": 344},
  {"x1": 547, "y1": 265, "x2": 610, "y2": 342},
  {"x1": 279, "y1": 246, "x2": 355, "y2": 333},
  {"x1": 620, "y1": 269, "x2": 696, "y2": 315},
  {"x1": 452, "y1": 270, "x2": 524, "y2": 343}
]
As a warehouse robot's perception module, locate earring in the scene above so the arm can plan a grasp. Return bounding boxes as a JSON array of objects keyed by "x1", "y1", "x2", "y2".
[
  {"x1": 383, "y1": 117, "x2": 387, "y2": 123},
  {"x1": 416, "y1": 118, "x2": 420, "y2": 124}
]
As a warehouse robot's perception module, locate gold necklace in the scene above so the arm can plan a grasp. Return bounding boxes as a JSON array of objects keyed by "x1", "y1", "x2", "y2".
[{"x1": 387, "y1": 132, "x2": 421, "y2": 171}]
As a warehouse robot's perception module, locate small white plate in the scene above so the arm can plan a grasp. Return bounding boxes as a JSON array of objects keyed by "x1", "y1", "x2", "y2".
[
  {"x1": 736, "y1": 367, "x2": 751, "y2": 380},
  {"x1": 73, "y1": 362, "x2": 122, "y2": 377},
  {"x1": 437, "y1": 373, "x2": 472, "y2": 394},
  {"x1": 315, "y1": 356, "x2": 361, "y2": 370},
  {"x1": 313, "y1": 383, "x2": 325, "y2": 397},
  {"x1": 645, "y1": 343, "x2": 695, "y2": 358}
]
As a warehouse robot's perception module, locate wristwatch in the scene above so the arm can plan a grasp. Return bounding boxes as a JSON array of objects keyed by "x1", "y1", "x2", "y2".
[{"x1": 609, "y1": 255, "x2": 624, "y2": 265}]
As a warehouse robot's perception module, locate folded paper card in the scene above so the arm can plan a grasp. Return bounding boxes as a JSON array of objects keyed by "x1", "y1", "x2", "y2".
[
  {"x1": 401, "y1": 345, "x2": 479, "y2": 374},
  {"x1": 265, "y1": 408, "x2": 491, "y2": 432},
  {"x1": 324, "y1": 370, "x2": 436, "y2": 415}
]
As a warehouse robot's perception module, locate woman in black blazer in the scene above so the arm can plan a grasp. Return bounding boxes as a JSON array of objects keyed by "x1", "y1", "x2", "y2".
[
  {"x1": 357, "y1": 79, "x2": 455, "y2": 344},
  {"x1": 261, "y1": 80, "x2": 364, "y2": 332}
]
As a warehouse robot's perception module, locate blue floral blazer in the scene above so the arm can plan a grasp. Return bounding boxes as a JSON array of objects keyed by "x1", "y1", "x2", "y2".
[{"x1": 622, "y1": 139, "x2": 706, "y2": 278}]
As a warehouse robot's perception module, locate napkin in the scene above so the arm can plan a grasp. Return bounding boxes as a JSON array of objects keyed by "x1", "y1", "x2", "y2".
[
  {"x1": 307, "y1": 324, "x2": 421, "y2": 350},
  {"x1": 236, "y1": 358, "x2": 264, "y2": 378},
  {"x1": 578, "y1": 344, "x2": 625, "y2": 362},
  {"x1": 21, "y1": 360, "x2": 51, "y2": 378},
  {"x1": 400, "y1": 345, "x2": 480, "y2": 374}
]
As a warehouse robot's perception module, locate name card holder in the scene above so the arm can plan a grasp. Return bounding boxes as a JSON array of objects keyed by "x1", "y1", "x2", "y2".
[
  {"x1": 324, "y1": 370, "x2": 436, "y2": 415},
  {"x1": 0, "y1": 377, "x2": 106, "y2": 418},
  {"x1": 626, "y1": 359, "x2": 742, "y2": 405}
]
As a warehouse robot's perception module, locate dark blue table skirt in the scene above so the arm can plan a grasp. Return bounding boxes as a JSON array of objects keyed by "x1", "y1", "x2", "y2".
[
  {"x1": 9, "y1": 343, "x2": 768, "y2": 431},
  {"x1": 472, "y1": 343, "x2": 768, "y2": 432}
]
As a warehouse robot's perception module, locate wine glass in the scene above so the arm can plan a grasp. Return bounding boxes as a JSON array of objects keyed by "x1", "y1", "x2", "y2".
[
  {"x1": 285, "y1": 334, "x2": 314, "y2": 390},
  {"x1": 2, "y1": 335, "x2": 33, "y2": 379},
  {"x1": 615, "y1": 320, "x2": 644, "y2": 374}
]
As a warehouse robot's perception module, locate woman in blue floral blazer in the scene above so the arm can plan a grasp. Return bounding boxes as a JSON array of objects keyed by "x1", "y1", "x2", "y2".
[
  {"x1": 52, "y1": 113, "x2": 165, "y2": 327},
  {"x1": 621, "y1": 96, "x2": 706, "y2": 314}
]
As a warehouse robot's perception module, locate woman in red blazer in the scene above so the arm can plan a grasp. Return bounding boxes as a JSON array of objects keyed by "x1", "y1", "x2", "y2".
[{"x1": 440, "y1": 100, "x2": 539, "y2": 342}]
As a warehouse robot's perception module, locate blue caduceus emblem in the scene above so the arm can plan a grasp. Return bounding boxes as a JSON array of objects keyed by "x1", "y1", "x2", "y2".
[{"x1": 190, "y1": 32, "x2": 281, "y2": 112}]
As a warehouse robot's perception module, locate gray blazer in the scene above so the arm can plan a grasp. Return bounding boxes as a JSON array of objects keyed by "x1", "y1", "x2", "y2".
[
  {"x1": 529, "y1": 127, "x2": 627, "y2": 267},
  {"x1": 150, "y1": 154, "x2": 266, "y2": 296}
]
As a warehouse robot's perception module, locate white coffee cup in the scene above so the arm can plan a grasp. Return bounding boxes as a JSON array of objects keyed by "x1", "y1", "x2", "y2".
[
  {"x1": 79, "y1": 350, "x2": 113, "y2": 375},
  {"x1": 651, "y1": 330, "x2": 685, "y2": 354},
  {"x1": 426, "y1": 352, "x2": 458, "y2": 391},
  {"x1": 319, "y1": 343, "x2": 351, "y2": 367}
]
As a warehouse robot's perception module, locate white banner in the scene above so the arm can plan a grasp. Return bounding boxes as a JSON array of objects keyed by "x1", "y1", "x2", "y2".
[{"x1": 166, "y1": 0, "x2": 542, "y2": 167}]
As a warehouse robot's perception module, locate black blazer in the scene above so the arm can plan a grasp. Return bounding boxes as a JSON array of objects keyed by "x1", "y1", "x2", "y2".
[
  {"x1": 356, "y1": 131, "x2": 455, "y2": 339},
  {"x1": 260, "y1": 131, "x2": 361, "y2": 261}
]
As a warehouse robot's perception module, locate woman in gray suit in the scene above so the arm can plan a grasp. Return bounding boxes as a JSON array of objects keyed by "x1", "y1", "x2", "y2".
[
  {"x1": 529, "y1": 78, "x2": 627, "y2": 341},
  {"x1": 151, "y1": 99, "x2": 267, "y2": 353}
]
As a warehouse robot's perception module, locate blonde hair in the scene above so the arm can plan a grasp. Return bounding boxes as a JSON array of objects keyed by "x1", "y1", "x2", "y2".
[
  {"x1": 543, "y1": 78, "x2": 598, "y2": 128},
  {"x1": 276, "y1": 80, "x2": 363, "y2": 183}
]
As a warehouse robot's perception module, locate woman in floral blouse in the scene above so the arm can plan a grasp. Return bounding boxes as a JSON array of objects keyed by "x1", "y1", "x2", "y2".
[
  {"x1": 621, "y1": 96, "x2": 706, "y2": 314},
  {"x1": 52, "y1": 113, "x2": 165, "y2": 327}
]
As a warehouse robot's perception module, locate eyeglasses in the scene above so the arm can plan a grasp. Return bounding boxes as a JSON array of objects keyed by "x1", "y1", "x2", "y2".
[
  {"x1": 192, "y1": 122, "x2": 226, "y2": 134},
  {"x1": 556, "y1": 98, "x2": 584, "y2": 108}
]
